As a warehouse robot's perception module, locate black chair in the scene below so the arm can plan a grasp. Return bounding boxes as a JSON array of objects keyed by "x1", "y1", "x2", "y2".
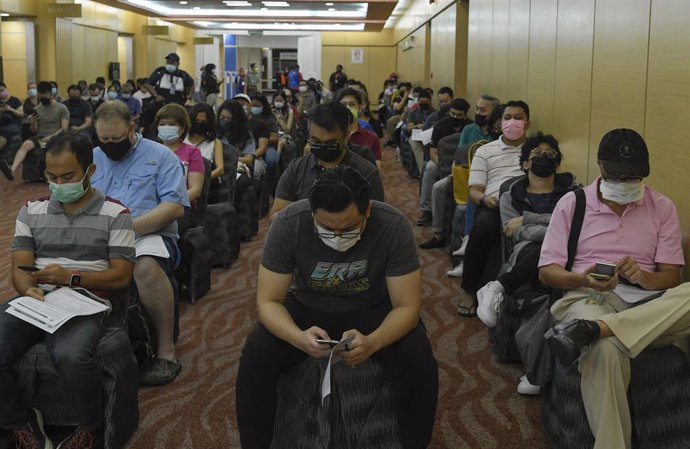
[
  {"x1": 6, "y1": 288, "x2": 139, "y2": 449},
  {"x1": 437, "y1": 132, "x2": 461, "y2": 179}
]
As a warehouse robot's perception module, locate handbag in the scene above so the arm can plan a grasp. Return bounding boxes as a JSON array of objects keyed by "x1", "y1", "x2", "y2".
[{"x1": 515, "y1": 189, "x2": 586, "y2": 385}]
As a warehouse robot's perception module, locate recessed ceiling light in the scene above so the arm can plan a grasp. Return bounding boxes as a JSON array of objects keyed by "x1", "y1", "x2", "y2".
[
  {"x1": 224, "y1": 0, "x2": 253, "y2": 5},
  {"x1": 261, "y1": 7, "x2": 267, "y2": 10},
  {"x1": 0, "y1": 13, "x2": 9, "y2": 17},
  {"x1": 325, "y1": 2, "x2": 333, "y2": 4},
  {"x1": 263, "y1": 1, "x2": 290, "y2": 6},
  {"x1": 193, "y1": 6, "x2": 201, "y2": 9},
  {"x1": 334, "y1": 23, "x2": 340, "y2": 26},
  {"x1": 328, "y1": 8, "x2": 335, "y2": 11},
  {"x1": 179, "y1": 0, "x2": 187, "y2": 4}
]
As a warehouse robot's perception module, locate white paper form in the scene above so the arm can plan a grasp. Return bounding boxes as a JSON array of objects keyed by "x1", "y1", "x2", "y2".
[
  {"x1": 613, "y1": 284, "x2": 664, "y2": 304},
  {"x1": 320, "y1": 336, "x2": 354, "y2": 404},
  {"x1": 7, "y1": 287, "x2": 110, "y2": 334}
]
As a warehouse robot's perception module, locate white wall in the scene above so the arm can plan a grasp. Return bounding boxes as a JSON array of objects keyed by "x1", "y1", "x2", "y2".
[{"x1": 297, "y1": 32, "x2": 322, "y2": 81}]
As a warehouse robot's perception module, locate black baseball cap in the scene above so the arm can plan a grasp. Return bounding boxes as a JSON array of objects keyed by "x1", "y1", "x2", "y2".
[
  {"x1": 597, "y1": 128, "x2": 650, "y2": 178},
  {"x1": 165, "y1": 53, "x2": 180, "y2": 63}
]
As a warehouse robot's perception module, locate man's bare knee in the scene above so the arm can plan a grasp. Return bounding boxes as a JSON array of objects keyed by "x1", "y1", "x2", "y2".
[{"x1": 133, "y1": 256, "x2": 167, "y2": 286}]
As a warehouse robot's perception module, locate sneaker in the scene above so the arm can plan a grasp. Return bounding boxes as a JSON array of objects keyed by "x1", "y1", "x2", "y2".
[
  {"x1": 56, "y1": 427, "x2": 97, "y2": 449},
  {"x1": 452, "y1": 235, "x2": 469, "y2": 256},
  {"x1": 476, "y1": 281, "x2": 505, "y2": 328},
  {"x1": 517, "y1": 374, "x2": 542, "y2": 396},
  {"x1": 13, "y1": 408, "x2": 53, "y2": 449},
  {"x1": 139, "y1": 358, "x2": 182, "y2": 386},
  {"x1": 419, "y1": 236, "x2": 446, "y2": 249},
  {"x1": 416, "y1": 211, "x2": 432, "y2": 226},
  {"x1": 446, "y1": 262, "x2": 464, "y2": 278},
  {"x1": 0, "y1": 159, "x2": 14, "y2": 181}
]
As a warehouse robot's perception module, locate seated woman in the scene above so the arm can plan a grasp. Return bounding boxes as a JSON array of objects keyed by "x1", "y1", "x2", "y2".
[
  {"x1": 250, "y1": 92, "x2": 280, "y2": 189},
  {"x1": 476, "y1": 133, "x2": 576, "y2": 395},
  {"x1": 217, "y1": 100, "x2": 256, "y2": 171},
  {"x1": 154, "y1": 104, "x2": 205, "y2": 205},
  {"x1": 186, "y1": 102, "x2": 224, "y2": 180},
  {"x1": 272, "y1": 92, "x2": 295, "y2": 137}
]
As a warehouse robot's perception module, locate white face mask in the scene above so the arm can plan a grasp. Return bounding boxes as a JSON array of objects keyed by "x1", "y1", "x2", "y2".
[
  {"x1": 299, "y1": 86, "x2": 308, "y2": 93},
  {"x1": 315, "y1": 222, "x2": 362, "y2": 252},
  {"x1": 599, "y1": 179, "x2": 644, "y2": 205}
]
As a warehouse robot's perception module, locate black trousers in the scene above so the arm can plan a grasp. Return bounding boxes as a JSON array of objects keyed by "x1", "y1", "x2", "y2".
[
  {"x1": 235, "y1": 298, "x2": 439, "y2": 449},
  {"x1": 497, "y1": 241, "x2": 543, "y2": 294},
  {"x1": 461, "y1": 206, "x2": 502, "y2": 294}
]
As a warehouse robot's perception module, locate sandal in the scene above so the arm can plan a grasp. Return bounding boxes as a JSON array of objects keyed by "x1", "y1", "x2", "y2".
[{"x1": 457, "y1": 304, "x2": 477, "y2": 318}]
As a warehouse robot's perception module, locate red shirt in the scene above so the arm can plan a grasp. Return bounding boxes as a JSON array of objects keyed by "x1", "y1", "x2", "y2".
[{"x1": 350, "y1": 128, "x2": 382, "y2": 161}]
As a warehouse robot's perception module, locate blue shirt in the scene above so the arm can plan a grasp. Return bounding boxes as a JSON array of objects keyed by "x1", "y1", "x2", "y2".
[
  {"x1": 459, "y1": 123, "x2": 491, "y2": 146},
  {"x1": 358, "y1": 119, "x2": 374, "y2": 132},
  {"x1": 91, "y1": 134, "x2": 190, "y2": 241},
  {"x1": 119, "y1": 97, "x2": 142, "y2": 120}
]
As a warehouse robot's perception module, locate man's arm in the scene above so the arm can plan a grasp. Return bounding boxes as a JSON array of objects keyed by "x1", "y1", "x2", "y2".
[
  {"x1": 44, "y1": 117, "x2": 69, "y2": 142},
  {"x1": 30, "y1": 259, "x2": 134, "y2": 291},
  {"x1": 255, "y1": 136, "x2": 269, "y2": 158},
  {"x1": 340, "y1": 269, "x2": 421, "y2": 366},
  {"x1": 132, "y1": 202, "x2": 184, "y2": 236},
  {"x1": 11, "y1": 250, "x2": 39, "y2": 298},
  {"x1": 269, "y1": 197, "x2": 292, "y2": 221},
  {"x1": 256, "y1": 265, "x2": 331, "y2": 358},
  {"x1": 72, "y1": 116, "x2": 92, "y2": 132}
]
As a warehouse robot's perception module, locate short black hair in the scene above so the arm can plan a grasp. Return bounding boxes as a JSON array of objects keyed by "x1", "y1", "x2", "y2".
[
  {"x1": 418, "y1": 90, "x2": 432, "y2": 100},
  {"x1": 488, "y1": 104, "x2": 505, "y2": 130},
  {"x1": 438, "y1": 86, "x2": 454, "y2": 98},
  {"x1": 88, "y1": 83, "x2": 101, "y2": 92},
  {"x1": 520, "y1": 132, "x2": 562, "y2": 165},
  {"x1": 336, "y1": 87, "x2": 363, "y2": 105},
  {"x1": 0, "y1": 82, "x2": 6, "y2": 89},
  {"x1": 309, "y1": 165, "x2": 371, "y2": 215},
  {"x1": 505, "y1": 100, "x2": 530, "y2": 120},
  {"x1": 450, "y1": 98, "x2": 470, "y2": 113},
  {"x1": 309, "y1": 101, "x2": 352, "y2": 136},
  {"x1": 37, "y1": 81, "x2": 52, "y2": 94},
  {"x1": 67, "y1": 84, "x2": 82, "y2": 94},
  {"x1": 45, "y1": 131, "x2": 93, "y2": 173},
  {"x1": 96, "y1": 76, "x2": 106, "y2": 85}
]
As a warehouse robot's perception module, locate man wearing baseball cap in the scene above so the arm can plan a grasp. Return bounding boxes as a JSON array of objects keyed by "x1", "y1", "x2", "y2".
[
  {"x1": 144, "y1": 53, "x2": 194, "y2": 106},
  {"x1": 539, "y1": 128, "x2": 689, "y2": 449}
]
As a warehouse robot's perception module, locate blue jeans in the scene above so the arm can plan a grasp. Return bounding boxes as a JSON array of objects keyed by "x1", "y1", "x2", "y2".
[
  {"x1": 264, "y1": 145, "x2": 279, "y2": 192},
  {"x1": 0, "y1": 301, "x2": 106, "y2": 431}
]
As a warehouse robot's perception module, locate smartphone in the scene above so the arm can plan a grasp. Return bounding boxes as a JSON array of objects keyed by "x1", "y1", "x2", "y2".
[
  {"x1": 18, "y1": 265, "x2": 39, "y2": 272},
  {"x1": 316, "y1": 338, "x2": 340, "y2": 347},
  {"x1": 590, "y1": 262, "x2": 617, "y2": 281}
]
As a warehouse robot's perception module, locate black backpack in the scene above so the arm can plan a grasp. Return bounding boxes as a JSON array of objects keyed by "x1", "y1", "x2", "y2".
[{"x1": 126, "y1": 287, "x2": 158, "y2": 371}]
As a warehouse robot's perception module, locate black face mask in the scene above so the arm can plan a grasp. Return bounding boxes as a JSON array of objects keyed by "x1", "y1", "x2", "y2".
[
  {"x1": 219, "y1": 120, "x2": 238, "y2": 134},
  {"x1": 419, "y1": 103, "x2": 430, "y2": 111},
  {"x1": 310, "y1": 140, "x2": 345, "y2": 162},
  {"x1": 449, "y1": 117, "x2": 463, "y2": 127},
  {"x1": 529, "y1": 154, "x2": 558, "y2": 178},
  {"x1": 191, "y1": 122, "x2": 210, "y2": 136},
  {"x1": 39, "y1": 97, "x2": 51, "y2": 106},
  {"x1": 474, "y1": 114, "x2": 488, "y2": 127},
  {"x1": 97, "y1": 134, "x2": 133, "y2": 161},
  {"x1": 68, "y1": 97, "x2": 81, "y2": 105}
]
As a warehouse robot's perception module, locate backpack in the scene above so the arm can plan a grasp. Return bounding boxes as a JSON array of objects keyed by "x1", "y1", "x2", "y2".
[{"x1": 127, "y1": 288, "x2": 158, "y2": 371}]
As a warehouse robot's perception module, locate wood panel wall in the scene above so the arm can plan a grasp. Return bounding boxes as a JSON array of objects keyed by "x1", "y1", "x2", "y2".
[{"x1": 467, "y1": 0, "x2": 690, "y2": 258}]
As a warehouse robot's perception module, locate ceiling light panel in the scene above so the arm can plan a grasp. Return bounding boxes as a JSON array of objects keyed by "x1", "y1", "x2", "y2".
[
  {"x1": 262, "y1": 1, "x2": 290, "y2": 6},
  {"x1": 124, "y1": 0, "x2": 366, "y2": 18}
]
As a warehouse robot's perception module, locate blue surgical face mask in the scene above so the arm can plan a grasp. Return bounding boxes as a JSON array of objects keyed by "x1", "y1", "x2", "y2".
[
  {"x1": 158, "y1": 125, "x2": 181, "y2": 144},
  {"x1": 28, "y1": 88, "x2": 37, "y2": 97},
  {"x1": 49, "y1": 170, "x2": 90, "y2": 204},
  {"x1": 251, "y1": 106, "x2": 263, "y2": 116},
  {"x1": 121, "y1": 93, "x2": 131, "y2": 99},
  {"x1": 166, "y1": 64, "x2": 177, "y2": 73},
  {"x1": 107, "y1": 91, "x2": 118, "y2": 100},
  {"x1": 51, "y1": 87, "x2": 57, "y2": 96}
]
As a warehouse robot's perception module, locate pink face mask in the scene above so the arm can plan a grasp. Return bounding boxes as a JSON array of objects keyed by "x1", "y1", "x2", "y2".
[{"x1": 502, "y1": 119, "x2": 525, "y2": 141}]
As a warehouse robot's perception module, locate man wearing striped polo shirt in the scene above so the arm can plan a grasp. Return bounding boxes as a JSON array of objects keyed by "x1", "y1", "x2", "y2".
[
  {"x1": 0, "y1": 132, "x2": 135, "y2": 449},
  {"x1": 457, "y1": 101, "x2": 530, "y2": 317}
]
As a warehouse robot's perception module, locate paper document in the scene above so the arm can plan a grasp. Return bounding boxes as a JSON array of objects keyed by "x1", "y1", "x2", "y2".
[
  {"x1": 613, "y1": 284, "x2": 664, "y2": 304},
  {"x1": 135, "y1": 234, "x2": 170, "y2": 259},
  {"x1": 410, "y1": 128, "x2": 433, "y2": 145},
  {"x1": 320, "y1": 336, "x2": 354, "y2": 404},
  {"x1": 6, "y1": 287, "x2": 110, "y2": 334}
]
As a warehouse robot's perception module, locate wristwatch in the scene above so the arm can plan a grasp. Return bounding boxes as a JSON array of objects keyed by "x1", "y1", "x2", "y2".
[{"x1": 69, "y1": 271, "x2": 81, "y2": 287}]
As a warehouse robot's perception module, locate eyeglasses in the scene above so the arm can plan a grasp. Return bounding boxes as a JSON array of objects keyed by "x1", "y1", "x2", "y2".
[
  {"x1": 529, "y1": 148, "x2": 559, "y2": 159},
  {"x1": 603, "y1": 176, "x2": 643, "y2": 184},
  {"x1": 313, "y1": 216, "x2": 366, "y2": 239},
  {"x1": 308, "y1": 139, "x2": 344, "y2": 152}
]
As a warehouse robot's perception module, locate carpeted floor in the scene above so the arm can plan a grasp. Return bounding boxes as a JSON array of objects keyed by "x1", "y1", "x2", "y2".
[{"x1": 0, "y1": 147, "x2": 547, "y2": 449}]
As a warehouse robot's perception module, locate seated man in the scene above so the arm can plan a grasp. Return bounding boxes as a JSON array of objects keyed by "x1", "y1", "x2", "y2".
[
  {"x1": 87, "y1": 83, "x2": 105, "y2": 114},
  {"x1": 457, "y1": 100, "x2": 530, "y2": 317},
  {"x1": 236, "y1": 166, "x2": 438, "y2": 449},
  {"x1": 64, "y1": 84, "x2": 94, "y2": 135},
  {"x1": 91, "y1": 101, "x2": 189, "y2": 386},
  {"x1": 270, "y1": 101, "x2": 384, "y2": 218},
  {"x1": 406, "y1": 89, "x2": 436, "y2": 174},
  {"x1": 540, "y1": 128, "x2": 686, "y2": 449},
  {"x1": 0, "y1": 131, "x2": 135, "y2": 449},
  {"x1": 4, "y1": 81, "x2": 69, "y2": 180}
]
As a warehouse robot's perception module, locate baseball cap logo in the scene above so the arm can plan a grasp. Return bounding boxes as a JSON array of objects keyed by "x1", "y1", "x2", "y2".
[{"x1": 618, "y1": 141, "x2": 634, "y2": 158}]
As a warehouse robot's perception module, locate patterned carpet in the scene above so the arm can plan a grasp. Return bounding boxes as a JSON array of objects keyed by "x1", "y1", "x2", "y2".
[{"x1": 0, "y1": 148, "x2": 547, "y2": 449}]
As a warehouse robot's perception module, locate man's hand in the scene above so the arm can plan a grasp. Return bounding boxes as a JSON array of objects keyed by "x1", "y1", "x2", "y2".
[
  {"x1": 31, "y1": 264, "x2": 70, "y2": 286},
  {"x1": 616, "y1": 256, "x2": 643, "y2": 285},
  {"x1": 582, "y1": 264, "x2": 619, "y2": 292},
  {"x1": 339, "y1": 329, "x2": 378, "y2": 367},
  {"x1": 482, "y1": 195, "x2": 499, "y2": 209},
  {"x1": 155, "y1": 95, "x2": 165, "y2": 103},
  {"x1": 295, "y1": 326, "x2": 333, "y2": 358},
  {"x1": 24, "y1": 287, "x2": 45, "y2": 301},
  {"x1": 504, "y1": 216, "x2": 524, "y2": 237}
]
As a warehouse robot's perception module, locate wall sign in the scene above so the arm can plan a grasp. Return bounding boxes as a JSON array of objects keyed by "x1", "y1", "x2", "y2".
[{"x1": 351, "y1": 48, "x2": 364, "y2": 64}]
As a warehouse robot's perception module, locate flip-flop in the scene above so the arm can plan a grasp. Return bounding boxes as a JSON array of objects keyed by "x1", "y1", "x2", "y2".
[{"x1": 457, "y1": 304, "x2": 477, "y2": 318}]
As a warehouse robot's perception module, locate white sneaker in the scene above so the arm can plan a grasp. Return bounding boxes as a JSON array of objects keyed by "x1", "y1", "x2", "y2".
[
  {"x1": 476, "y1": 281, "x2": 505, "y2": 328},
  {"x1": 446, "y1": 262, "x2": 464, "y2": 278},
  {"x1": 452, "y1": 235, "x2": 469, "y2": 256},
  {"x1": 517, "y1": 374, "x2": 542, "y2": 395}
]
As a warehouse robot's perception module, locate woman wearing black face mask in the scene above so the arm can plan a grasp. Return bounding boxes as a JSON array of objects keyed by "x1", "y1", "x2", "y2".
[
  {"x1": 217, "y1": 100, "x2": 256, "y2": 169},
  {"x1": 187, "y1": 103, "x2": 224, "y2": 180},
  {"x1": 475, "y1": 132, "x2": 576, "y2": 357}
]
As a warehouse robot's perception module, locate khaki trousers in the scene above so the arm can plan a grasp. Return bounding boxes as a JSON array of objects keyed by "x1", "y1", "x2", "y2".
[
  {"x1": 410, "y1": 139, "x2": 425, "y2": 174},
  {"x1": 551, "y1": 283, "x2": 690, "y2": 449}
]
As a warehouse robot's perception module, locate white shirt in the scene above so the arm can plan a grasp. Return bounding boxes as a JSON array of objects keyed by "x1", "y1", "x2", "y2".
[
  {"x1": 468, "y1": 136, "x2": 524, "y2": 198},
  {"x1": 133, "y1": 90, "x2": 151, "y2": 103}
]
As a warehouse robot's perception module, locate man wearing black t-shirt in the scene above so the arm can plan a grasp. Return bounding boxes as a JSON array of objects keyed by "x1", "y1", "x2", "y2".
[
  {"x1": 236, "y1": 166, "x2": 438, "y2": 449},
  {"x1": 234, "y1": 93, "x2": 270, "y2": 181},
  {"x1": 0, "y1": 82, "x2": 23, "y2": 159},
  {"x1": 145, "y1": 53, "x2": 194, "y2": 106}
]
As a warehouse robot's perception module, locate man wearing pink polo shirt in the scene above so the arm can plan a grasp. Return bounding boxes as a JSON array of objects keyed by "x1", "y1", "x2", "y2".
[{"x1": 539, "y1": 128, "x2": 688, "y2": 449}]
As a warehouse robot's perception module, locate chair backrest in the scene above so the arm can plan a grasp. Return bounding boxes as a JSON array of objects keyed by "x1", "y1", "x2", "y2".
[
  {"x1": 437, "y1": 132, "x2": 461, "y2": 178},
  {"x1": 194, "y1": 158, "x2": 213, "y2": 224},
  {"x1": 217, "y1": 139, "x2": 239, "y2": 203}
]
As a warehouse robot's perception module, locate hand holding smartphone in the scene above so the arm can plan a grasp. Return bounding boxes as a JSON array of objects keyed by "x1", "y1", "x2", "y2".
[
  {"x1": 316, "y1": 338, "x2": 340, "y2": 347},
  {"x1": 18, "y1": 265, "x2": 39, "y2": 272},
  {"x1": 589, "y1": 262, "x2": 616, "y2": 281}
]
